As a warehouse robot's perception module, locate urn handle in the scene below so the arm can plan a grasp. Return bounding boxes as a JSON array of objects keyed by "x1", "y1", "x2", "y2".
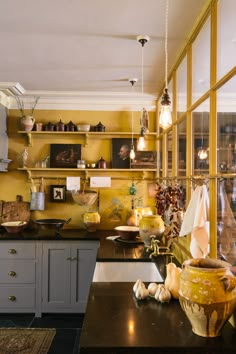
[{"x1": 220, "y1": 275, "x2": 236, "y2": 291}]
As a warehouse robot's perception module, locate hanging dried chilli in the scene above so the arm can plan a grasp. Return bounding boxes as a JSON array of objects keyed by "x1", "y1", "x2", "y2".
[{"x1": 154, "y1": 182, "x2": 186, "y2": 239}]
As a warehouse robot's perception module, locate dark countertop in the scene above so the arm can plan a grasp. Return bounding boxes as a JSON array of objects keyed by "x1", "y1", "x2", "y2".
[{"x1": 79, "y1": 282, "x2": 236, "y2": 354}]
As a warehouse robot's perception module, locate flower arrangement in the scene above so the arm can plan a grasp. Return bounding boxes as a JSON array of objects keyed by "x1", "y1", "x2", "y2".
[{"x1": 15, "y1": 96, "x2": 40, "y2": 118}]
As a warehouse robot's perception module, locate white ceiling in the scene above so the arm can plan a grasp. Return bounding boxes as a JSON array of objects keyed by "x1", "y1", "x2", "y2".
[{"x1": 0, "y1": 0, "x2": 209, "y2": 101}]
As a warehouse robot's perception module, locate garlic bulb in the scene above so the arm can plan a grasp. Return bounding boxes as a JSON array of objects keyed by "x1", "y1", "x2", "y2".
[
  {"x1": 154, "y1": 284, "x2": 171, "y2": 303},
  {"x1": 133, "y1": 279, "x2": 149, "y2": 300},
  {"x1": 148, "y1": 282, "x2": 159, "y2": 296},
  {"x1": 133, "y1": 279, "x2": 143, "y2": 293}
]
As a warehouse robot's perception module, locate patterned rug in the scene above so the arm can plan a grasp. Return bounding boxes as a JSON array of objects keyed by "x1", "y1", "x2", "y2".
[{"x1": 0, "y1": 328, "x2": 56, "y2": 354}]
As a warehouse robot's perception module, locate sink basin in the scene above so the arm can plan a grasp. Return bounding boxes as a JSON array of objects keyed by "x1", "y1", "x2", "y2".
[{"x1": 92, "y1": 262, "x2": 163, "y2": 282}]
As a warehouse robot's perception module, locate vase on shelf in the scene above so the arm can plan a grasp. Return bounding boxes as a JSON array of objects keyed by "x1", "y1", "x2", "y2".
[
  {"x1": 179, "y1": 258, "x2": 236, "y2": 337},
  {"x1": 21, "y1": 116, "x2": 35, "y2": 131}
]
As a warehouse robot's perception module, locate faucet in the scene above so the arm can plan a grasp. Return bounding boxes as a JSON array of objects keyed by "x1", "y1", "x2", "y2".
[{"x1": 146, "y1": 236, "x2": 174, "y2": 261}]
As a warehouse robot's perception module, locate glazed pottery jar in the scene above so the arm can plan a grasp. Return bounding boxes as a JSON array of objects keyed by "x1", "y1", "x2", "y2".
[
  {"x1": 83, "y1": 211, "x2": 100, "y2": 232},
  {"x1": 21, "y1": 116, "x2": 35, "y2": 131},
  {"x1": 139, "y1": 214, "x2": 165, "y2": 246},
  {"x1": 179, "y1": 258, "x2": 236, "y2": 338}
]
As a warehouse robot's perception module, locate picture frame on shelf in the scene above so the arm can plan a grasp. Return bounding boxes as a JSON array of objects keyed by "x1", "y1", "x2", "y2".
[
  {"x1": 130, "y1": 151, "x2": 157, "y2": 169},
  {"x1": 50, "y1": 144, "x2": 81, "y2": 168},
  {"x1": 112, "y1": 138, "x2": 137, "y2": 169},
  {"x1": 50, "y1": 185, "x2": 66, "y2": 202}
]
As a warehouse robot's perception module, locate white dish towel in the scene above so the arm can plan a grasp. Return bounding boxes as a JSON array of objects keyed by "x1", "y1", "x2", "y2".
[{"x1": 179, "y1": 185, "x2": 209, "y2": 258}]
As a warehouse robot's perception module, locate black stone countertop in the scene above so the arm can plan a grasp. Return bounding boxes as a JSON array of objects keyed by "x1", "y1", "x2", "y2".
[{"x1": 79, "y1": 282, "x2": 236, "y2": 354}]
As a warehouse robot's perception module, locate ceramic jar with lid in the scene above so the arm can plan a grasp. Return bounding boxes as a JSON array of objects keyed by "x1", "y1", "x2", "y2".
[
  {"x1": 44, "y1": 121, "x2": 55, "y2": 131},
  {"x1": 66, "y1": 121, "x2": 76, "y2": 132},
  {"x1": 95, "y1": 121, "x2": 105, "y2": 132},
  {"x1": 139, "y1": 214, "x2": 165, "y2": 246},
  {"x1": 55, "y1": 119, "x2": 65, "y2": 131},
  {"x1": 97, "y1": 157, "x2": 106, "y2": 169},
  {"x1": 77, "y1": 160, "x2": 86, "y2": 169}
]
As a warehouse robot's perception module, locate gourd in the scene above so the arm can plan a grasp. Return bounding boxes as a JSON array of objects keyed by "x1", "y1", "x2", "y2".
[{"x1": 164, "y1": 262, "x2": 182, "y2": 299}]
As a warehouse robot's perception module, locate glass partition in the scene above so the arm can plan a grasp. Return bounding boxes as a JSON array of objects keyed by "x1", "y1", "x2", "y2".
[
  {"x1": 192, "y1": 16, "x2": 211, "y2": 103},
  {"x1": 192, "y1": 100, "x2": 210, "y2": 174},
  {"x1": 176, "y1": 56, "x2": 187, "y2": 118},
  {"x1": 177, "y1": 119, "x2": 187, "y2": 176},
  {"x1": 217, "y1": 0, "x2": 236, "y2": 80}
]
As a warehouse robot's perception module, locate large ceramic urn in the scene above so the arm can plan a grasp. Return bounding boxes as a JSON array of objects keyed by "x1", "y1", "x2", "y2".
[
  {"x1": 139, "y1": 214, "x2": 165, "y2": 246},
  {"x1": 83, "y1": 211, "x2": 100, "y2": 232},
  {"x1": 179, "y1": 258, "x2": 236, "y2": 337}
]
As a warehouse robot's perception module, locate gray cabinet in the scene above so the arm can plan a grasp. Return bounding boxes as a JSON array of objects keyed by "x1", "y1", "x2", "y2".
[
  {"x1": 0, "y1": 241, "x2": 39, "y2": 315},
  {"x1": 41, "y1": 241, "x2": 99, "y2": 313}
]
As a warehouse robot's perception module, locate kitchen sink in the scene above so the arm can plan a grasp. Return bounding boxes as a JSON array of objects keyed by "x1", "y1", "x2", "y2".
[{"x1": 92, "y1": 262, "x2": 163, "y2": 282}]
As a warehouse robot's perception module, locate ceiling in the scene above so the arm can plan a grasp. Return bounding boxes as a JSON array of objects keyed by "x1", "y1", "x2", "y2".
[{"x1": 0, "y1": 0, "x2": 208, "y2": 101}]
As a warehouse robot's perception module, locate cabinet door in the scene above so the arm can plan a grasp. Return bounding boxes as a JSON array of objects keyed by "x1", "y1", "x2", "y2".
[
  {"x1": 42, "y1": 243, "x2": 71, "y2": 310},
  {"x1": 70, "y1": 245, "x2": 97, "y2": 311}
]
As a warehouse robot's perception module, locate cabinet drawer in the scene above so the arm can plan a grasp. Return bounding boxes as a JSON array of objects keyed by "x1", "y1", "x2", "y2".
[
  {"x1": 0, "y1": 261, "x2": 36, "y2": 283},
  {"x1": 0, "y1": 286, "x2": 35, "y2": 308},
  {"x1": 0, "y1": 242, "x2": 36, "y2": 259}
]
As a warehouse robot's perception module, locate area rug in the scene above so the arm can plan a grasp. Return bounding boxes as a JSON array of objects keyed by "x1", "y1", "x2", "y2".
[{"x1": 0, "y1": 328, "x2": 56, "y2": 354}]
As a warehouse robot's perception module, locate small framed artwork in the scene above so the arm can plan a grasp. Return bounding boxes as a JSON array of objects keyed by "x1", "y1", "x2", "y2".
[
  {"x1": 131, "y1": 151, "x2": 157, "y2": 169},
  {"x1": 112, "y1": 138, "x2": 136, "y2": 169},
  {"x1": 50, "y1": 185, "x2": 66, "y2": 202},
  {"x1": 50, "y1": 144, "x2": 81, "y2": 168}
]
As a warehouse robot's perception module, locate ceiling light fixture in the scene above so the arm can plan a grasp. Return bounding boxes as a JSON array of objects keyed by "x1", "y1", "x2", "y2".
[
  {"x1": 137, "y1": 34, "x2": 150, "y2": 150},
  {"x1": 159, "y1": 0, "x2": 172, "y2": 130},
  {"x1": 129, "y1": 78, "x2": 138, "y2": 160}
]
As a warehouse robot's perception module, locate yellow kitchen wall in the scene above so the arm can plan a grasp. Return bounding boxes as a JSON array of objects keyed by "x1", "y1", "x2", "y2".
[{"x1": 1, "y1": 109, "x2": 157, "y2": 230}]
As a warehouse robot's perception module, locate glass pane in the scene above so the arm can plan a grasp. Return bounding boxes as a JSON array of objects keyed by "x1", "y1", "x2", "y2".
[
  {"x1": 177, "y1": 119, "x2": 187, "y2": 176},
  {"x1": 218, "y1": 0, "x2": 236, "y2": 79},
  {"x1": 176, "y1": 56, "x2": 187, "y2": 117},
  {"x1": 192, "y1": 17, "x2": 211, "y2": 102},
  {"x1": 192, "y1": 100, "x2": 210, "y2": 174},
  {"x1": 167, "y1": 131, "x2": 172, "y2": 176},
  {"x1": 217, "y1": 76, "x2": 236, "y2": 174}
]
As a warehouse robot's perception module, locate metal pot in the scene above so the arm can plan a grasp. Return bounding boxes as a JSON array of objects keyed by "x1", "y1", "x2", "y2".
[{"x1": 32, "y1": 218, "x2": 71, "y2": 231}]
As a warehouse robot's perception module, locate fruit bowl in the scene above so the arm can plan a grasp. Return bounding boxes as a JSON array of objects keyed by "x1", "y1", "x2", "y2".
[{"x1": 114, "y1": 226, "x2": 139, "y2": 240}]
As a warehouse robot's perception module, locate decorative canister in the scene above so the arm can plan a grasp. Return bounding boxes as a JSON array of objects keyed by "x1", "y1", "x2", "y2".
[
  {"x1": 139, "y1": 214, "x2": 165, "y2": 246},
  {"x1": 97, "y1": 156, "x2": 106, "y2": 169},
  {"x1": 55, "y1": 119, "x2": 65, "y2": 131},
  {"x1": 95, "y1": 121, "x2": 105, "y2": 132},
  {"x1": 179, "y1": 258, "x2": 236, "y2": 338},
  {"x1": 83, "y1": 211, "x2": 100, "y2": 232},
  {"x1": 21, "y1": 116, "x2": 35, "y2": 131}
]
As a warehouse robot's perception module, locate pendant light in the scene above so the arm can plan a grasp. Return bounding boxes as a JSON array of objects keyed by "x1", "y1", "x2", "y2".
[
  {"x1": 129, "y1": 78, "x2": 138, "y2": 160},
  {"x1": 198, "y1": 113, "x2": 208, "y2": 160},
  {"x1": 159, "y1": 0, "x2": 172, "y2": 129},
  {"x1": 137, "y1": 35, "x2": 150, "y2": 150}
]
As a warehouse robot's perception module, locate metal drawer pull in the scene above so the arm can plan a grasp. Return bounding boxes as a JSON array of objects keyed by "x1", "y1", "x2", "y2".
[
  {"x1": 8, "y1": 296, "x2": 16, "y2": 301},
  {"x1": 67, "y1": 257, "x2": 72, "y2": 261},
  {"x1": 8, "y1": 271, "x2": 16, "y2": 277},
  {"x1": 8, "y1": 249, "x2": 17, "y2": 254},
  {"x1": 71, "y1": 257, "x2": 79, "y2": 261}
]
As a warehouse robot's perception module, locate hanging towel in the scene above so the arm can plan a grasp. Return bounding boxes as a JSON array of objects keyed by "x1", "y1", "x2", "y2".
[{"x1": 179, "y1": 185, "x2": 209, "y2": 258}]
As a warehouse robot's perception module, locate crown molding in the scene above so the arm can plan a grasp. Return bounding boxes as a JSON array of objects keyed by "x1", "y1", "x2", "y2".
[{"x1": 0, "y1": 83, "x2": 157, "y2": 111}]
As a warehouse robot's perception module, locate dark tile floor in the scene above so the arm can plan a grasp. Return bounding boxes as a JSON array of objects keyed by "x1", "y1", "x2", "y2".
[{"x1": 0, "y1": 313, "x2": 84, "y2": 353}]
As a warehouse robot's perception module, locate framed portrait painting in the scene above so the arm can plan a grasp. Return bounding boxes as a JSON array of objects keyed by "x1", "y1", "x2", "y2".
[
  {"x1": 130, "y1": 151, "x2": 157, "y2": 169},
  {"x1": 50, "y1": 185, "x2": 66, "y2": 202},
  {"x1": 112, "y1": 138, "x2": 136, "y2": 169},
  {"x1": 50, "y1": 144, "x2": 81, "y2": 168}
]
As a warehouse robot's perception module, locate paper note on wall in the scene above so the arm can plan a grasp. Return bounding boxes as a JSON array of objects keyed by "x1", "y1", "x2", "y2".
[
  {"x1": 90, "y1": 177, "x2": 111, "y2": 188},
  {"x1": 66, "y1": 177, "x2": 80, "y2": 191}
]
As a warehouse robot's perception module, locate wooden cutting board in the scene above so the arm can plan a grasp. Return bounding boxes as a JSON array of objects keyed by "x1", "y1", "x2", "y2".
[{"x1": 0, "y1": 200, "x2": 31, "y2": 223}]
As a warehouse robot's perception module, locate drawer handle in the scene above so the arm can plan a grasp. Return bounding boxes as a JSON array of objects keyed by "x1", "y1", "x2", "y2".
[
  {"x1": 8, "y1": 271, "x2": 17, "y2": 277},
  {"x1": 71, "y1": 257, "x2": 79, "y2": 261},
  {"x1": 8, "y1": 296, "x2": 16, "y2": 301},
  {"x1": 67, "y1": 257, "x2": 72, "y2": 261},
  {"x1": 8, "y1": 249, "x2": 17, "y2": 254}
]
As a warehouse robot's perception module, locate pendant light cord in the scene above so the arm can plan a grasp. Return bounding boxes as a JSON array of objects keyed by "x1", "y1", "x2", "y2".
[
  {"x1": 141, "y1": 46, "x2": 144, "y2": 96},
  {"x1": 164, "y1": 0, "x2": 169, "y2": 89},
  {"x1": 131, "y1": 84, "x2": 134, "y2": 144}
]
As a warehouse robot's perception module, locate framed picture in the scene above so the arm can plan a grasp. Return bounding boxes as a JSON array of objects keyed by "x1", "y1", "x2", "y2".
[
  {"x1": 131, "y1": 151, "x2": 157, "y2": 169},
  {"x1": 50, "y1": 144, "x2": 81, "y2": 168},
  {"x1": 50, "y1": 185, "x2": 66, "y2": 202},
  {"x1": 112, "y1": 138, "x2": 136, "y2": 169}
]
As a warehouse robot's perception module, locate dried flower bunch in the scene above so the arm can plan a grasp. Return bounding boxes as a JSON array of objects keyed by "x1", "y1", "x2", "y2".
[{"x1": 15, "y1": 95, "x2": 40, "y2": 118}]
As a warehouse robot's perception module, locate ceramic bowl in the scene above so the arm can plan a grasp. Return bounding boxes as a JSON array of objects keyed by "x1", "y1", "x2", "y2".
[
  {"x1": 76, "y1": 124, "x2": 90, "y2": 132},
  {"x1": 1, "y1": 221, "x2": 27, "y2": 233},
  {"x1": 114, "y1": 226, "x2": 139, "y2": 240}
]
